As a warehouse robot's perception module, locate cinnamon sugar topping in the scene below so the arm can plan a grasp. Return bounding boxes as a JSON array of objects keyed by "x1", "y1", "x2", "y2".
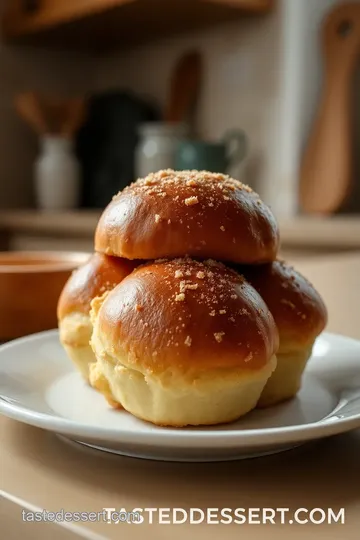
[
  {"x1": 184, "y1": 196, "x2": 199, "y2": 206},
  {"x1": 244, "y1": 352, "x2": 253, "y2": 363},
  {"x1": 281, "y1": 299, "x2": 296, "y2": 309},
  {"x1": 124, "y1": 170, "x2": 256, "y2": 203},
  {"x1": 214, "y1": 332, "x2": 225, "y2": 343},
  {"x1": 184, "y1": 336, "x2": 192, "y2": 347}
]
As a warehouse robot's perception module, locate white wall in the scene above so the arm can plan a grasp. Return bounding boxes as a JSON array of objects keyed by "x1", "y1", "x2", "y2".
[
  {"x1": 91, "y1": 0, "x2": 348, "y2": 217},
  {"x1": 299, "y1": 0, "x2": 346, "y2": 149},
  {"x1": 0, "y1": 0, "x2": 95, "y2": 209},
  {"x1": 0, "y1": 0, "x2": 348, "y2": 213},
  {"x1": 93, "y1": 7, "x2": 283, "y2": 204},
  {"x1": 272, "y1": 0, "x2": 350, "y2": 216},
  {"x1": 0, "y1": 44, "x2": 94, "y2": 208}
]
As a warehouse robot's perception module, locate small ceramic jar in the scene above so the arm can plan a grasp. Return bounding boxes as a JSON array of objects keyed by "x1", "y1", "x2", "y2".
[
  {"x1": 35, "y1": 136, "x2": 80, "y2": 210},
  {"x1": 135, "y1": 122, "x2": 188, "y2": 178}
]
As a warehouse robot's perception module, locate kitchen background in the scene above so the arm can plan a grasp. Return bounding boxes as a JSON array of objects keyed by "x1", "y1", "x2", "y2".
[{"x1": 0, "y1": 0, "x2": 360, "y2": 258}]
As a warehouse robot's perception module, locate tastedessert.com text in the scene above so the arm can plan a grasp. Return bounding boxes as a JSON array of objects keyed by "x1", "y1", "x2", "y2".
[{"x1": 21, "y1": 507, "x2": 345, "y2": 525}]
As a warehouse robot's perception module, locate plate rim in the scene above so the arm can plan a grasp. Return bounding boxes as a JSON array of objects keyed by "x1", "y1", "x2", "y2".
[{"x1": 1, "y1": 329, "x2": 360, "y2": 448}]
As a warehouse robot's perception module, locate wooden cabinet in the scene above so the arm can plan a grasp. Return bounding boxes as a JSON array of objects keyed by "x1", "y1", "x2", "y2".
[{"x1": 1, "y1": 0, "x2": 273, "y2": 51}]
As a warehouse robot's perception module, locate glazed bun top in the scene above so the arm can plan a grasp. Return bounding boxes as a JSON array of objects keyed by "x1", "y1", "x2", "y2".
[
  {"x1": 91, "y1": 258, "x2": 279, "y2": 375},
  {"x1": 57, "y1": 252, "x2": 138, "y2": 320},
  {"x1": 94, "y1": 169, "x2": 280, "y2": 264},
  {"x1": 239, "y1": 260, "x2": 327, "y2": 353}
]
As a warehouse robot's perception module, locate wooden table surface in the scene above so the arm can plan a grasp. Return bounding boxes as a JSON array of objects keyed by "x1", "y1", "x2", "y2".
[{"x1": 1, "y1": 253, "x2": 360, "y2": 539}]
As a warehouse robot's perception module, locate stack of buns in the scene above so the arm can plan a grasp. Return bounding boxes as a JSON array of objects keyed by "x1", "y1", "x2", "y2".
[{"x1": 57, "y1": 169, "x2": 327, "y2": 427}]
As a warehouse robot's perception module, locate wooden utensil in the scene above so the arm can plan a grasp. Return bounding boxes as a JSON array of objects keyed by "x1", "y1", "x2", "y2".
[
  {"x1": 61, "y1": 97, "x2": 87, "y2": 138},
  {"x1": 300, "y1": 3, "x2": 360, "y2": 215},
  {"x1": 38, "y1": 96, "x2": 65, "y2": 135},
  {"x1": 14, "y1": 92, "x2": 48, "y2": 135},
  {"x1": 164, "y1": 50, "x2": 202, "y2": 125},
  {"x1": 15, "y1": 93, "x2": 86, "y2": 137}
]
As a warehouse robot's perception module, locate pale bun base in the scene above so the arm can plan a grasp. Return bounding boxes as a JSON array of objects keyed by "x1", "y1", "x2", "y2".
[
  {"x1": 90, "y1": 332, "x2": 277, "y2": 426},
  {"x1": 63, "y1": 343, "x2": 95, "y2": 381},
  {"x1": 256, "y1": 347, "x2": 312, "y2": 408},
  {"x1": 59, "y1": 312, "x2": 94, "y2": 381},
  {"x1": 89, "y1": 362, "x2": 122, "y2": 409}
]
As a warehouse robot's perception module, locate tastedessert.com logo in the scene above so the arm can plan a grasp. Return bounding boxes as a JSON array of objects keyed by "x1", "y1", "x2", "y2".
[{"x1": 21, "y1": 507, "x2": 345, "y2": 525}]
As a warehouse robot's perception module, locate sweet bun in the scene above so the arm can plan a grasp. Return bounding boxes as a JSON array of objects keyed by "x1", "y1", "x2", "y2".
[
  {"x1": 239, "y1": 260, "x2": 327, "y2": 406},
  {"x1": 95, "y1": 169, "x2": 279, "y2": 264},
  {"x1": 57, "y1": 252, "x2": 137, "y2": 380},
  {"x1": 89, "y1": 258, "x2": 279, "y2": 427}
]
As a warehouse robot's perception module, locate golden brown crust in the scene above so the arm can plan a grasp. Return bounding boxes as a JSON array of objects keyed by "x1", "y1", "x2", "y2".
[
  {"x1": 237, "y1": 260, "x2": 327, "y2": 352},
  {"x1": 57, "y1": 252, "x2": 138, "y2": 320},
  {"x1": 94, "y1": 169, "x2": 279, "y2": 264},
  {"x1": 94, "y1": 258, "x2": 279, "y2": 374}
]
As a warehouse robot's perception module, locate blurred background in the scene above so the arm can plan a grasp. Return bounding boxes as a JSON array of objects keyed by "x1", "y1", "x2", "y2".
[{"x1": 0, "y1": 0, "x2": 360, "y2": 261}]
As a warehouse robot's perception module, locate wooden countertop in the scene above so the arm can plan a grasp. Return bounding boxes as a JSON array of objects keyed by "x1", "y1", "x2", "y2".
[
  {"x1": 1, "y1": 253, "x2": 360, "y2": 539},
  {"x1": 1, "y1": 210, "x2": 360, "y2": 248}
]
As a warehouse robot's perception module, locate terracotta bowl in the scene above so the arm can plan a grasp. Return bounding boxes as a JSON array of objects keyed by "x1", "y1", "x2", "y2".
[{"x1": 0, "y1": 251, "x2": 90, "y2": 341}]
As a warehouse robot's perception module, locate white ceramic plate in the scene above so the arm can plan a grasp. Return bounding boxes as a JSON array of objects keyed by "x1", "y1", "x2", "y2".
[{"x1": 0, "y1": 330, "x2": 360, "y2": 462}]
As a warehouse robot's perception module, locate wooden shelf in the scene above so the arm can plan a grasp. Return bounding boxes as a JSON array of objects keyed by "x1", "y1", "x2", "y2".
[
  {"x1": 1, "y1": 0, "x2": 273, "y2": 52},
  {"x1": 1, "y1": 210, "x2": 360, "y2": 248}
]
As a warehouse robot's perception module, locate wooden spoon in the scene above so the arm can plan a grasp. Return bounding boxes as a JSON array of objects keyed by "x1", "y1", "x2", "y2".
[
  {"x1": 61, "y1": 97, "x2": 87, "y2": 138},
  {"x1": 164, "y1": 50, "x2": 202, "y2": 126},
  {"x1": 14, "y1": 92, "x2": 48, "y2": 135},
  {"x1": 299, "y1": 3, "x2": 360, "y2": 214}
]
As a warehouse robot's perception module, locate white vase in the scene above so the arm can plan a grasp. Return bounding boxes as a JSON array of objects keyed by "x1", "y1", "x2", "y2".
[
  {"x1": 34, "y1": 136, "x2": 80, "y2": 210},
  {"x1": 135, "y1": 122, "x2": 188, "y2": 178}
]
